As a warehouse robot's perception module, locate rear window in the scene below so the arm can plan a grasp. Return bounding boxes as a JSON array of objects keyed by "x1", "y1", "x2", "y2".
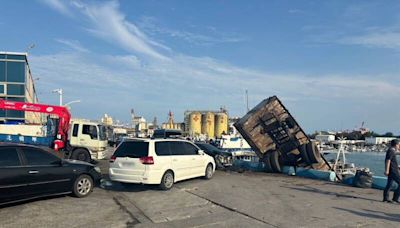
[{"x1": 114, "y1": 141, "x2": 149, "y2": 158}]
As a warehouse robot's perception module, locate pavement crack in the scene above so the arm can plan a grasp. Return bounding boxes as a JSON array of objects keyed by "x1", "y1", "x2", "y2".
[
  {"x1": 181, "y1": 188, "x2": 279, "y2": 228},
  {"x1": 112, "y1": 196, "x2": 140, "y2": 227}
]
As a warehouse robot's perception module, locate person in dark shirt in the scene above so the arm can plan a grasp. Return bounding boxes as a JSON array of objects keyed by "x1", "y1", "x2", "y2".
[{"x1": 383, "y1": 139, "x2": 400, "y2": 203}]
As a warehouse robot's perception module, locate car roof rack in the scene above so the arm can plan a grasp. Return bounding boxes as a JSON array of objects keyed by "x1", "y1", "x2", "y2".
[{"x1": 152, "y1": 129, "x2": 183, "y2": 139}]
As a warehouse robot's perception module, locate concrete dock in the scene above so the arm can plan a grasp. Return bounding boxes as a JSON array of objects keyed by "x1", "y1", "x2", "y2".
[{"x1": 1, "y1": 160, "x2": 399, "y2": 228}]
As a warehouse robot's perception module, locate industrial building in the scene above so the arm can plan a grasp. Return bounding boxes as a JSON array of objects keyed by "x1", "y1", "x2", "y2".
[
  {"x1": 161, "y1": 111, "x2": 185, "y2": 131},
  {"x1": 365, "y1": 137, "x2": 398, "y2": 145},
  {"x1": 131, "y1": 109, "x2": 151, "y2": 137},
  {"x1": 315, "y1": 134, "x2": 336, "y2": 143},
  {"x1": 0, "y1": 52, "x2": 40, "y2": 124},
  {"x1": 101, "y1": 113, "x2": 113, "y2": 126},
  {"x1": 184, "y1": 109, "x2": 228, "y2": 138}
]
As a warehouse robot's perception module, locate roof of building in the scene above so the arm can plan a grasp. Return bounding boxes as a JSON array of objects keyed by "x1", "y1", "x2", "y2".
[{"x1": 0, "y1": 51, "x2": 28, "y2": 56}]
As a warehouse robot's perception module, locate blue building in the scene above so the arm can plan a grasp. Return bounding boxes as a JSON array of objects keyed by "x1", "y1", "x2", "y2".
[{"x1": 0, "y1": 52, "x2": 39, "y2": 124}]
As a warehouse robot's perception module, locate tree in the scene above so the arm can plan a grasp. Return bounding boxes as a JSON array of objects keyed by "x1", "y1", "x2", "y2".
[{"x1": 383, "y1": 132, "x2": 394, "y2": 137}]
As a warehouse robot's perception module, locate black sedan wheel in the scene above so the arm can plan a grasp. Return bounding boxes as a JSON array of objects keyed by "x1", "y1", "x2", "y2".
[{"x1": 73, "y1": 174, "x2": 94, "y2": 198}]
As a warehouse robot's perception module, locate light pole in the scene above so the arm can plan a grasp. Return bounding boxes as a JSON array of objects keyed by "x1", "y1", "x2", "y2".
[
  {"x1": 64, "y1": 100, "x2": 81, "y2": 109},
  {"x1": 52, "y1": 88, "x2": 63, "y2": 106}
]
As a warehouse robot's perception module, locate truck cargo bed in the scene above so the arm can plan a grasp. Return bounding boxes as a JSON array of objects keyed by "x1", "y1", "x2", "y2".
[
  {"x1": 0, "y1": 134, "x2": 53, "y2": 147},
  {"x1": 234, "y1": 96, "x2": 325, "y2": 170}
]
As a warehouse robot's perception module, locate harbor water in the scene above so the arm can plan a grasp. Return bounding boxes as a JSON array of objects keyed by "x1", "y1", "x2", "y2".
[{"x1": 324, "y1": 152, "x2": 386, "y2": 176}]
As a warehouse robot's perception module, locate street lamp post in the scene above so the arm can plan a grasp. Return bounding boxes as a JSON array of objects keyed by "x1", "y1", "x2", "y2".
[
  {"x1": 64, "y1": 100, "x2": 81, "y2": 109},
  {"x1": 52, "y1": 89, "x2": 63, "y2": 106}
]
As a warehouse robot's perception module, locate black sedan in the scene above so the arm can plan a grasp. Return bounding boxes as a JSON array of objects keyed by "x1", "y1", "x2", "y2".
[
  {"x1": 195, "y1": 142, "x2": 233, "y2": 169},
  {"x1": 0, "y1": 143, "x2": 102, "y2": 206}
]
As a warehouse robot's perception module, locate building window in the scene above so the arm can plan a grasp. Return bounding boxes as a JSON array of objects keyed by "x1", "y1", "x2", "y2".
[
  {"x1": 6, "y1": 110, "x2": 24, "y2": 118},
  {"x1": 0, "y1": 84, "x2": 4, "y2": 94},
  {"x1": 0, "y1": 54, "x2": 6, "y2": 59},
  {"x1": 6, "y1": 55, "x2": 26, "y2": 61},
  {"x1": 6, "y1": 97, "x2": 24, "y2": 102},
  {"x1": 5, "y1": 97, "x2": 25, "y2": 119},
  {"x1": 7, "y1": 84, "x2": 24, "y2": 96},
  {"x1": 0, "y1": 61, "x2": 5, "y2": 81},
  {"x1": 6, "y1": 62, "x2": 25, "y2": 83}
]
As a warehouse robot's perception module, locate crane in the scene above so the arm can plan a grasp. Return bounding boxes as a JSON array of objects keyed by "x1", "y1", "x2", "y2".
[{"x1": 0, "y1": 99, "x2": 70, "y2": 150}]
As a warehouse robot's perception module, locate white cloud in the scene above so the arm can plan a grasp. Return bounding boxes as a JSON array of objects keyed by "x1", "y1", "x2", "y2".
[
  {"x1": 339, "y1": 30, "x2": 400, "y2": 49},
  {"x1": 55, "y1": 39, "x2": 89, "y2": 52},
  {"x1": 40, "y1": 0, "x2": 72, "y2": 16},
  {"x1": 29, "y1": 51, "x2": 400, "y2": 121},
  {"x1": 288, "y1": 9, "x2": 304, "y2": 14},
  {"x1": 138, "y1": 16, "x2": 245, "y2": 46},
  {"x1": 72, "y1": 1, "x2": 169, "y2": 60}
]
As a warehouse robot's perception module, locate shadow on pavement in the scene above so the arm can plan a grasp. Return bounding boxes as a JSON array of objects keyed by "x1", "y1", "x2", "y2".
[
  {"x1": 333, "y1": 207, "x2": 400, "y2": 222},
  {"x1": 99, "y1": 176, "x2": 162, "y2": 193},
  {"x1": 281, "y1": 185, "x2": 381, "y2": 203},
  {"x1": 0, "y1": 194, "x2": 69, "y2": 209}
]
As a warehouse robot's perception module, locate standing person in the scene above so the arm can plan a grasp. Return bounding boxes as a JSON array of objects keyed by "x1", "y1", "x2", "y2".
[{"x1": 383, "y1": 139, "x2": 400, "y2": 203}]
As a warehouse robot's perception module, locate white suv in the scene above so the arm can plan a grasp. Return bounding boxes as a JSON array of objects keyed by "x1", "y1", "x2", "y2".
[{"x1": 109, "y1": 138, "x2": 215, "y2": 190}]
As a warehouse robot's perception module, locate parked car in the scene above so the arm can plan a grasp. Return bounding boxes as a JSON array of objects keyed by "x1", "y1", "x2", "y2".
[
  {"x1": 0, "y1": 143, "x2": 102, "y2": 206},
  {"x1": 109, "y1": 138, "x2": 215, "y2": 190},
  {"x1": 195, "y1": 142, "x2": 233, "y2": 169}
]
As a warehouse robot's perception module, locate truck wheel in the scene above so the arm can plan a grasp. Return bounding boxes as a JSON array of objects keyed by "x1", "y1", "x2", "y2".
[
  {"x1": 73, "y1": 174, "x2": 94, "y2": 198},
  {"x1": 72, "y1": 149, "x2": 91, "y2": 162},
  {"x1": 269, "y1": 150, "x2": 282, "y2": 173},
  {"x1": 306, "y1": 142, "x2": 322, "y2": 164},
  {"x1": 262, "y1": 153, "x2": 274, "y2": 173},
  {"x1": 298, "y1": 144, "x2": 311, "y2": 165},
  {"x1": 159, "y1": 171, "x2": 174, "y2": 190}
]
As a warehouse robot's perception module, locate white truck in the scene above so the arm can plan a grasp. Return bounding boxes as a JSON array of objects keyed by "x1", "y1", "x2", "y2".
[{"x1": 108, "y1": 127, "x2": 128, "y2": 146}]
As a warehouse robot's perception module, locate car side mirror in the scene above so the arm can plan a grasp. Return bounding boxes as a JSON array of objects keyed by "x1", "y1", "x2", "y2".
[{"x1": 198, "y1": 149, "x2": 205, "y2": 155}]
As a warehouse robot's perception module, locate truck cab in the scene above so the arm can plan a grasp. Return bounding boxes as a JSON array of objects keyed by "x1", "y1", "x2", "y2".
[{"x1": 69, "y1": 119, "x2": 108, "y2": 160}]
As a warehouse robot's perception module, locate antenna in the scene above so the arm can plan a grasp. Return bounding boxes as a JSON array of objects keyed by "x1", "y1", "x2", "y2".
[
  {"x1": 245, "y1": 89, "x2": 249, "y2": 113},
  {"x1": 26, "y1": 43, "x2": 35, "y2": 54}
]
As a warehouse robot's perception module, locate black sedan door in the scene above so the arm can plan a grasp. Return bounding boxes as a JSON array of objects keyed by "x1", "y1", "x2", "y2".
[
  {"x1": 20, "y1": 147, "x2": 73, "y2": 195},
  {"x1": 0, "y1": 147, "x2": 29, "y2": 204}
]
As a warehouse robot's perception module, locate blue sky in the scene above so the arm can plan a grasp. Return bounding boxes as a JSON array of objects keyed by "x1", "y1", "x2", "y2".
[{"x1": 1, "y1": 0, "x2": 400, "y2": 134}]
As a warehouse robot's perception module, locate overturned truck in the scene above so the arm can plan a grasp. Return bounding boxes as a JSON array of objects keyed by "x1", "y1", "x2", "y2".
[{"x1": 234, "y1": 96, "x2": 328, "y2": 173}]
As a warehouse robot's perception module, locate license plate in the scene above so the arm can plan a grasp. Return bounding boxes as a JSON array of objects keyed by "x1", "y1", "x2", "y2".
[{"x1": 122, "y1": 162, "x2": 134, "y2": 167}]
